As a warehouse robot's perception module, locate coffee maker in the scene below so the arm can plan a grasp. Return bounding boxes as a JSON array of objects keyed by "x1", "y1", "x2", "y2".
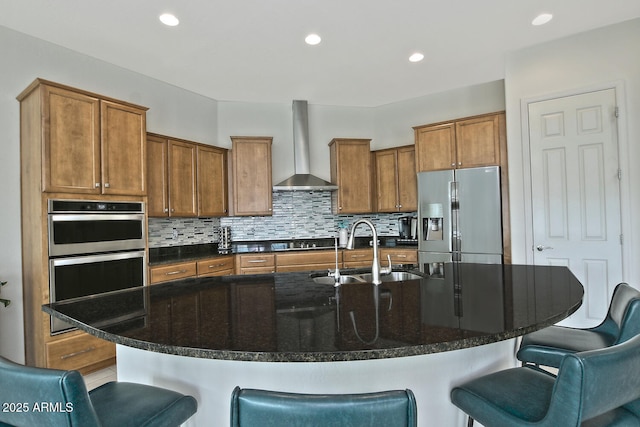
[{"x1": 398, "y1": 216, "x2": 417, "y2": 243}]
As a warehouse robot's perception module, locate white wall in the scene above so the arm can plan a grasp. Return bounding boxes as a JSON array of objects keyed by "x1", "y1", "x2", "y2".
[{"x1": 504, "y1": 18, "x2": 640, "y2": 286}]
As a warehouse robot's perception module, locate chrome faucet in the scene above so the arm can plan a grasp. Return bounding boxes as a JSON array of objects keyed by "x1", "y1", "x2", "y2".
[{"x1": 346, "y1": 219, "x2": 392, "y2": 285}]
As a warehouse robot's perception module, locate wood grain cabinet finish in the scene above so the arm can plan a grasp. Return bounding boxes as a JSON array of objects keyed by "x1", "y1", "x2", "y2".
[
  {"x1": 197, "y1": 144, "x2": 228, "y2": 217},
  {"x1": 18, "y1": 79, "x2": 146, "y2": 374},
  {"x1": 147, "y1": 133, "x2": 228, "y2": 218},
  {"x1": 18, "y1": 79, "x2": 147, "y2": 196},
  {"x1": 230, "y1": 137, "x2": 273, "y2": 216},
  {"x1": 237, "y1": 254, "x2": 276, "y2": 275},
  {"x1": 373, "y1": 145, "x2": 417, "y2": 212},
  {"x1": 329, "y1": 138, "x2": 373, "y2": 214},
  {"x1": 276, "y1": 250, "x2": 340, "y2": 273},
  {"x1": 149, "y1": 261, "x2": 198, "y2": 284},
  {"x1": 379, "y1": 248, "x2": 418, "y2": 265},
  {"x1": 414, "y1": 112, "x2": 504, "y2": 172},
  {"x1": 196, "y1": 256, "x2": 235, "y2": 277}
]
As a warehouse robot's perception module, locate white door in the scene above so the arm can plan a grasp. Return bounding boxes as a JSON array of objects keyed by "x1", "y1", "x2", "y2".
[{"x1": 528, "y1": 88, "x2": 622, "y2": 327}]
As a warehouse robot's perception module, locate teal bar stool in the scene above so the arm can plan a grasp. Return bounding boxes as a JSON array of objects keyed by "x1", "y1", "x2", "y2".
[
  {"x1": 0, "y1": 355, "x2": 197, "y2": 427},
  {"x1": 230, "y1": 387, "x2": 417, "y2": 427},
  {"x1": 451, "y1": 334, "x2": 640, "y2": 427},
  {"x1": 517, "y1": 282, "x2": 640, "y2": 368}
]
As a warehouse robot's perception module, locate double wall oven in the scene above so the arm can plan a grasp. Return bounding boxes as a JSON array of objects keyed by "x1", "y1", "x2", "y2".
[{"x1": 48, "y1": 200, "x2": 147, "y2": 334}]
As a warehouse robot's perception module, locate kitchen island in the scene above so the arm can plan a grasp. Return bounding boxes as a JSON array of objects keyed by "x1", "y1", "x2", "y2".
[{"x1": 45, "y1": 263, "x2": 583, "y2": 426}]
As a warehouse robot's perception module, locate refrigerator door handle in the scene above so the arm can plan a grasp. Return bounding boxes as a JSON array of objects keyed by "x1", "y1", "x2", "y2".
[{"x1": 450, "y1": 181, "x2": 460, "y2": 253}]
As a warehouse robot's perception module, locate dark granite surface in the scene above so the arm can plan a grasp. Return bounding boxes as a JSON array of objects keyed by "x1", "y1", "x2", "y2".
[
  {"x1": 148, "y1": 237, "x2": 418, "y2": 266},
  {"x1": 44, "y1": 263, "x2": 583, "y2": 362}
]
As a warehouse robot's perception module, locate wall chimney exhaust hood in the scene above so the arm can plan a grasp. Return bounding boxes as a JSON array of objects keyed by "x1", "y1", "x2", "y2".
[{"x1": 273, "y1": 100, "x2": 338, "y2": 191}]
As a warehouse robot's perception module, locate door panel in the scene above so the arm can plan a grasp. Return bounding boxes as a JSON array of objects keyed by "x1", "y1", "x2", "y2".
[{"x1": 528, "y1": 89, "x2": 622, "y2": 327}]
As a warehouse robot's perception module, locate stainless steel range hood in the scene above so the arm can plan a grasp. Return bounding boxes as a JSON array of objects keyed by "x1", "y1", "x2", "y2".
[{"x1": 273, "y1": 100, "x2": 338, "y2": 191}]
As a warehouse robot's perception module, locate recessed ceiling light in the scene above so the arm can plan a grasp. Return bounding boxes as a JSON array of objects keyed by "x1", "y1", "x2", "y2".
[
  {"x1": 409, "y1": 52, "x2": 424, "y2": 63},
  {"x1": 305, "y1": 34, "x2": 322, "y2": 45},
  {"x1": 159, "y1": 13, "x2": 180, "y2": 27},
  {"x1": 532, "y1": 13, "x2": 553, "y2": 26}
]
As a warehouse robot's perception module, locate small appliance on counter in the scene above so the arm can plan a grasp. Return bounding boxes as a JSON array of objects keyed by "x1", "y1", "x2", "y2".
[
  {"x1": 219, "y1": 226, "x2": 231, "y2": 251},
  {"x1": 397, "y1": 216, "x2": 418, "y2": 245}
]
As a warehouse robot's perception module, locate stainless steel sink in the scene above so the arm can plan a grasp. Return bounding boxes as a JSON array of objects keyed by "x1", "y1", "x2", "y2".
[
  {"x1": 355, "y1": 271, "x2": 423, "y2": 283},
  {"x1": 311, "y1": 271, "x2": 422, "y2": 285},
  {"x1": 312, "y1": 275, "x2": 368, "y2": 285}
]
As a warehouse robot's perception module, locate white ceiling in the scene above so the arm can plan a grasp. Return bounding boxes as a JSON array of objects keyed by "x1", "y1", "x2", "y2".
[{"x1": 2, "y1": 0, "x2": 640, "y2": 107}]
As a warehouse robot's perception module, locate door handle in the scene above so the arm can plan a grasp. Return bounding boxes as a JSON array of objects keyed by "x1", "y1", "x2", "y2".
[{"x1": 536, "y1": 245, "x2": 554, "y2": 252}]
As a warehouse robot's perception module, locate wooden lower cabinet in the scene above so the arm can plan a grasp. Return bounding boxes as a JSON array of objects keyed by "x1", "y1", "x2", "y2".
[
  {"x1": 237, "y1": 254, "x2": 275, "y2": 275},
  {"x1": 149, "y1": 256, "x2": 235, "y2": 284},
  {"x1": 380, "y1": 248, "x2": 418, "y2": 266},
  {"x1": 342, "y1": 249, "x2": 374, "y2": 268},
  {"x1": 150, "y1": 261, "x2": 198, "y2": 284},
  {"x1": 45, "y1": 332, "x2": 115, "y2": 374},
  {"x1": 197, "y1": 256, "x2": 235, "y2": 277},
  {"x1": 276, "y1": 250, "x2": 339, "y2": 272}
]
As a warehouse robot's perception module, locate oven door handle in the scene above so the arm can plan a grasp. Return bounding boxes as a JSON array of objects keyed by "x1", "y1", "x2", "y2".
[
  {"x1": 49, "y1": 250, "x2": 146, "y2": 267},
  {"x1": 49, "y1": 213, "x2": 145, "y2": 222}
]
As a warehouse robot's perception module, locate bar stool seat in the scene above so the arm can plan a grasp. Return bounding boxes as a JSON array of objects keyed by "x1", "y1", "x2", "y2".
[
  {"x1": 517, "y1": 282, "x2": 640, "y2": 368},
  {"x1": 231, "y1": 387, "x2": 417, "y2": 427},
  {"x1": 0, "y1": 355, "x2": 197, "y2": 427},
  {"x1": 451, "y1": 334, "x2": 640, "y2": 427}
]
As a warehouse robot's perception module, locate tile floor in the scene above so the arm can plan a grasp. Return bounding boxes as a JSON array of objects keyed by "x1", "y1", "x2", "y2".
[{"x1": 83, "y1": 365, "x2": 117, "y2": 390}]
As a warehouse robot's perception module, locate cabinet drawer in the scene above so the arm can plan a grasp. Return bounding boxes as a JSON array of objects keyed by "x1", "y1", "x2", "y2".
[
  {"x1": 343, "y1": 249, "x2": 373, "y2": 262},
  {"x1": 150, "y1": 261, "x2": 197, "y2": 284},
  {"x1": 276, "y1": 250, "x2": 338, "y2": 266},
  {"x1": 380, "y1": 249, "x2": 418, "y2": 264},
  {"x1": 46, "y1": 333, "x2": 115, "y2": 371},
  {"x1": 197, "y1": 256, "x2": 235, "y2": 277},
  {"x1": 238, "y1": 254, "x2": 275, "y2": 268}
]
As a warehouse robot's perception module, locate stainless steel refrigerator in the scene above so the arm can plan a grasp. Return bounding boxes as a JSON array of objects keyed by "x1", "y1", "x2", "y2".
[{"x1": 417, "y1": 166, "x2": 503, "y2": 274}]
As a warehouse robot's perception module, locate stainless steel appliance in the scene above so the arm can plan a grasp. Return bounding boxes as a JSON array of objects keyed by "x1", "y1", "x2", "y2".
[
  {"x1": 417, "y1": 166, "x2": 502, "y2": 273},
  {"x1": 47, "y1": 200, "x2": 147, "y2": 334}
]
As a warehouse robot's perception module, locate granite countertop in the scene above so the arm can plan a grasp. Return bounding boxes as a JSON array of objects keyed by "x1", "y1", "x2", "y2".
[
  {"x1": 148, "y1": 237, "x2": 418, "y2": 266},
  {"x1": 44, "y1": 263, "x2": 583, "y2": 362}
]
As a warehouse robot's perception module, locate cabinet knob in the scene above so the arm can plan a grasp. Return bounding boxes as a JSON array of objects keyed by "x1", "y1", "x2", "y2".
[
  {"x1": 95, "y1": 183, "x2": 100, "y2": 188},
  {"x1": 164, "y1": 208, "x2": 169, "y2": 213},
  {"x1": 458, "y1": 162, "x2": 462, "y2": 166},
  {"x1": 104, "y1": 183, "x2": 110, "y2": 188},
  {"x1": 451, "y1": 163, "x2": 455, "y2": 167},
  {"x1": 171, "y1": 208, "x2": 175, "y2": 212},
  {"x1": 398, "y1": 204, "x2": 402, "y2": 208}
]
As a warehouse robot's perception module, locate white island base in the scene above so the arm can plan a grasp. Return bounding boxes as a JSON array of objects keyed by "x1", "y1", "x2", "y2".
[{"x1": 116, "y1": 340, "x2": 517, "y2": 427}]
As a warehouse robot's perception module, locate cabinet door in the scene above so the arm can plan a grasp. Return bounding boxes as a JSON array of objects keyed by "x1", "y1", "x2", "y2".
[
  {"x1": 168, "y1": 140, "x2": 198, "y2": 217},
  {"x1": 100, "y1": 100, "x2": 147, "y2": 195},
  {"x1": 414, "y1": 123, "x2": 456, "y2": 172},
  {"x1": 147, "y1": 135, "x2": 169, "y2": 217},
  {"x1": 455, "y1": 114, "x2": 501, "y2": 168},
  {"x1": 331, "y1": 139, "x2": 372, "y2": 214},
  {"x1": 374, "y1": 149, "x2": 399, "y2": 212},
  {"x1": 42, "y1": 85, "x2": 101, "y2": 193},
  {"x1": 197, "y1": 145, "x2": 228, "y2": 217},
  {"x1": 396, "y1": 146, "x2": 417, "y2": 211},
  {"x1": 231, "y1": 137, "x2": 273, "y2": 216}
]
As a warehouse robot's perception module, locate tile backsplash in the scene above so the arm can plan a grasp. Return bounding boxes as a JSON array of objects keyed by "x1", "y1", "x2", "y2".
[{"x1": 148, "y1": 191, "x2": 416, "y2": 248}]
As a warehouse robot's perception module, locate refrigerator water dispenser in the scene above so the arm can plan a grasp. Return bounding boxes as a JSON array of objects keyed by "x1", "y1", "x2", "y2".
[{"x1": 422, "y1": 203, "x2": 443, "y2": 241}]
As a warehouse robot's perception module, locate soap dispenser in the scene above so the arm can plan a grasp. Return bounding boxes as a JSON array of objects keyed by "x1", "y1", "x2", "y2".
[{"x1": 338, "y1": 222, "x2": 348, "y2": 248}]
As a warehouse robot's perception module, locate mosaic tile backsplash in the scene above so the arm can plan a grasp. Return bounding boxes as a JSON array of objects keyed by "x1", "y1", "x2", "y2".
[{"x1": 148, "y1": 191, "x2": 416, "y2": 248}]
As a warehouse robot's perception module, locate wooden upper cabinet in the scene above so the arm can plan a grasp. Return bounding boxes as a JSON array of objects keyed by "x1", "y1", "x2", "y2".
[
  {"x1": 197, "y1": 145, "x2": 228, "y2": 217},
  {"x1": 230, "y1": 137, "x2": 273, "y2": 216},
  {"x1": 414, "y1": 112, "x2": 505, "y2": 172},
  {"x1": 374, "y1": 145, "x2": 416, "y2": 212},
  {"x1": 146, "y1": 134, "x2": 170, "y2": 216},
  {"x1": 455, "y1": 113, "x2": 502, "y2": 169},
  {"x1": 100, "y1": 100, "x2": 146, "y2": 195},
  {"x1": 329, "y1": 138, "x2": 372, "y2": 214},
  {"x1": 147, "y1": 133, "x2": 229, "y2": 218},
  {"x1": 19, "y1": 80, "x2": 148, "y2": 195},
  {"x1": 414, "y1": 123, "x2": 455, "y2": 172},
  {"x1": 168, "y1": 139, "x2": 198, "y2": 217}
]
